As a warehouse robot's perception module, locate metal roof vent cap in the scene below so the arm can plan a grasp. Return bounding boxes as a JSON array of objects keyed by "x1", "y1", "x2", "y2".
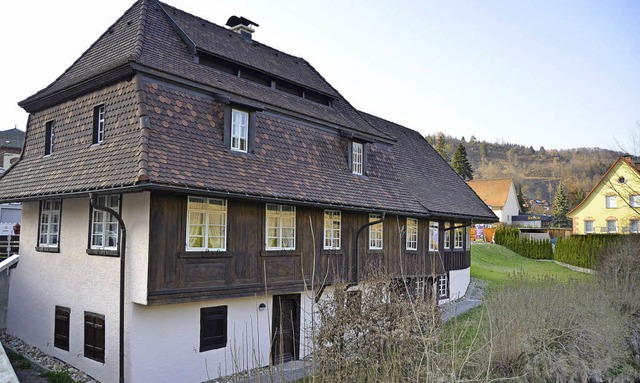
[{"x1": 226, "y1": 16, "x2": 259, "y2": 41}]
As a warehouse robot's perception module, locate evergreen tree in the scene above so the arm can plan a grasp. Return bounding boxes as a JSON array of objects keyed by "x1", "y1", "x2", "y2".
[
  {"x1": 552, "y1": 183, "x2": 570, "y2": 227},
  {"x1": 451, "y1": 143, "x2": 473, "y2": 180},
  {"x1": 435, "y1": 133, "x2": 448, "y2": 160},
  {"x1": 516, "y1": 184, "x2": 528, "y2": 213},
  {"x1": 479, "y1": 141, "x2": 488, "y2": 159}
]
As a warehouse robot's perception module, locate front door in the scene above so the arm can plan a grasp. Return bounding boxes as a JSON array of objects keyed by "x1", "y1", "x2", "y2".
[{"x1": 271, "y1": 294, "x2": 300, "y2": 364}]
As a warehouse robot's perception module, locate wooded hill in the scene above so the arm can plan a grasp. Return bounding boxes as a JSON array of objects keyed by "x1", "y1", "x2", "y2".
[{"x1": 425, "y1": 134, "x2": 624, "y2": 212}]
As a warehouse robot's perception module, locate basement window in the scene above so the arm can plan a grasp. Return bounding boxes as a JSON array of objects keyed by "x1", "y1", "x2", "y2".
[
  {"x1": 54, "y1": 306, "x2": 70, "y2": 351},
  {"x1": 200, "y1": 306, "x2": 228, "y2": 352},
  {"x1": 84, "y1": 312, "x2": 105, "y2": 363}
]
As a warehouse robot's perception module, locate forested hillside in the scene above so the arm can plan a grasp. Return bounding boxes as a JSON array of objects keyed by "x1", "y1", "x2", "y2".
[{"x1": 425, "y1": 133, "x2": 624, "y2": 211}]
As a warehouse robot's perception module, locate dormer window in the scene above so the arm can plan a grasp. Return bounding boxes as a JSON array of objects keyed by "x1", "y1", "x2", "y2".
[
  {"x1": 231, "y1": 109, "x2": 249, "y2": 152},
  {"x1": 93, "y1": 105, "x2": 105, "y2": 144},
  {"x1": 352, "y1": 142, "x2": 363, "y2": 175}
]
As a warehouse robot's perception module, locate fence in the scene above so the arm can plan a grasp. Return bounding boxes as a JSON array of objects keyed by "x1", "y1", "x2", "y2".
[{"x1": 0, "y1": 235, "x2": 19, "y2": 260}]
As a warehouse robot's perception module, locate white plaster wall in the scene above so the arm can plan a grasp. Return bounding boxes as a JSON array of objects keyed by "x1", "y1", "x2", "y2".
[
  {"x1": 503, "y1": 184, "x2": 521, "y2": 224},
  {"x1": 127, "y1": 291, "x2": 315, "y2": 383},
  {"x1": 7, "y1": 193, "x2": 150, "y2": 383},
  {"x1": 439, "y1": 267, "x2": 470, "y2": 305},
  {"x1": 124, "y1": 192, "x2": 149, "y2": 305}
]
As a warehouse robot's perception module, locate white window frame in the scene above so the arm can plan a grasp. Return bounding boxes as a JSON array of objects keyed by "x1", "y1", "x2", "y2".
[
  {"x1": 39, "y1": 199, "x2": 61, "y2": 248},
  {"x1": 96, "y1": 105, "x2": 105, "y2": 144},
  {"x1": 231, "y1": 109, "x2": 249, "y2": 153},
  {"x1": 606, "y1": 195, "x2": 617, "y2": 208},
  {"x1": 606, "y1": 219, "x2": 617, "y2": 233},
  {"x1": 466, "y1": 227, "x2": 471, "y2": 250},
  {"x1": 186, "y1": 197, "x2": 227, "y2": 251},
  {"x1": 630, "y1": 195, "x2": 640, "y2": 208},
  {"x1": 454, "y1": 226, "x2": 463, "y2": 249},
  {"x1": 265, "y1": 204, "x2": 296, "y2": 250},
  {"x1": 444, "y1": 223, "x2": 451, "y2": 249},
  {"x1": 437, "y1": 274, "x2": 448, "y2": 298},
  {"x1": 428, "y1": 222, "x2": 439, "y2": 252},
  {"x1": 323, "y1": 210, "x2": 341, "y2": 250},
  {"x1": 352, "y1": 142, "x2": 363, "y2": 175},
  {"x1": 629, "y1": 219, "x2": 639, "y2": 234},
  {"x1": 369, "y1": 213, "x2": 383, "y2": 250},
  {"x1": 406, "y1": 218, "x2": 418, "y2": 250},
  {"x1": 584, "y1": 220, "x2": 595, "y2": 234},
  {"x1": 91, "y1": 195, "x2": 120, "y2": 250}
]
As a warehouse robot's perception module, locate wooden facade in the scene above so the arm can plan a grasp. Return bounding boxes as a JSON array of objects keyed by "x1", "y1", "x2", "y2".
[{"x1": 147, "y1": 192, "x2": 471, "y2": 305}]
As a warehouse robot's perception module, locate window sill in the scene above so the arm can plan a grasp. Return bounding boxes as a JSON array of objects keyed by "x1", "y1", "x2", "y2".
[
  {"x1": 260, "y1": 250, "x2": 300, "y2": 257},
  {"x1": 179, "y1": 251, "x2": 231, "y2": 258},
  {"x1": 86, "y1": 249, "x2": 119, "y2": 257},
  {"x1": 35, "y1": 246, "x2": 60, "y2": 253}
]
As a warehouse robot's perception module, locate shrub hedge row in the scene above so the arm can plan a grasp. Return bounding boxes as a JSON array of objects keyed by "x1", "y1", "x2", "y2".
[
  {"x1": 554, "y1": 234, "x2": 640, "y2": 269},
  {"x1": 493, "y1": 226, "x2": 553, "y2": 260}
]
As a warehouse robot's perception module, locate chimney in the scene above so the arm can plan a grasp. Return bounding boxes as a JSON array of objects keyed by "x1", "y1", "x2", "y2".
[{"x1": 226, "y1": 16, "x2": 259, "y2": 41}]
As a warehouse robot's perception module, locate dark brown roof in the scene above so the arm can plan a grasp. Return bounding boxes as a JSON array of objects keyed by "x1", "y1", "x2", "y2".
[{"x1": 0, "y1": 0, "x2": 497, "y2": 222}]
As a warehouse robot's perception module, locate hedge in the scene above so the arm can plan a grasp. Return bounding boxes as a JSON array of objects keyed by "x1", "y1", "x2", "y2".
[
  {"x1": 493, "y1": 226, "x2": 553, "y2": 260},
  {"x1": 554, "y1": 234, "x2": 640, "y2": 269}
]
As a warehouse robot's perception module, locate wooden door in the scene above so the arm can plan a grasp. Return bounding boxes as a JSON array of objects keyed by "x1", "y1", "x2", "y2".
[{"x1": 271, "y1": 294, "x2": 300, "y2": 364}]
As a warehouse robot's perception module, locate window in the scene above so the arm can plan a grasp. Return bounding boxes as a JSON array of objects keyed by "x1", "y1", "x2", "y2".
[
  {"x1": 323, "y1": 210, "x2": 341, "y2": 250},
  {"x1": 437, "y1": 274, "x2": 448, "y2": 299},
  {"x1": 200, "y1": 306, "x2": 227, "y2": 352},
  {"x1": 39, "y1": 200, "x2": 61, "y2": 249},
  {"x1": 630, "y1": 219, "x2": 639, "y2": 234},
  {"x1": 54, "y1": 306, "x2": 70, "y2": 351},
  {"x1": 266, "y1": 204, "x2": 296, "y2": 250},
  {"x1": 44, "y1": 120, "x2": 54, "y2": 155},
  {"x1": 444, "y1": 223, "x2": 451, "y2": 249},
  {"x1": 90, "y1": 195, "x2": 120, "y2": 250},
  {"x1": 584, "y1": 220, "x2": 594, "y2": 234},
  {"x1": 406, "y1": 218, "x2": 418, "y2": 250},
  {"x1": 352, "y1": 142, "x2": 363, "y2": 175},
  {"x1": 186, "y1": 197, "x2": 227, "y2": 251},
  {"x1": 631, "y1": 195, "x2": 640, "y2": 208},
  {"x1": 606, "y1": 219, "x2": 617, "y2": 233},
  {"x1": 231, "y1": 109, "x2": 249, "y2": 152},
  {"x1": 429, "y1": 222, "x2": 439, "y2": 251},
  {"x1": 454, "y1": 226, "x2": 464, "y2": 249},
  {"x1": 606, "y1": 196, "x2": 617, "y2": 208},
  {"x1": 84, "y1": 312, "x2": 105, "y2": 363},
  {"x1": 369, "y1": 214, "x2": 383, "y2": 249},
  {"x1": 93, "y1": 105, "x2": 105, "y2": 144}
]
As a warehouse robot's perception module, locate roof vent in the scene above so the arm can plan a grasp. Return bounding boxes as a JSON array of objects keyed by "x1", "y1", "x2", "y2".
[{"x1": 226, "y1": 16, "x2": 259, "y2": 41}]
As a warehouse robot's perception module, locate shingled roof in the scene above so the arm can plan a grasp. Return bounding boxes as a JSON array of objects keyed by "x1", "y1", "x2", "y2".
[{"x1": 0, "y1": 0, "x2": 497, "y2": 223}]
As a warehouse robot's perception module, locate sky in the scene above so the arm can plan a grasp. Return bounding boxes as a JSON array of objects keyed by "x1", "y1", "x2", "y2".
[{"x1": 1, "y1": 0, "x2": 639, "y2": 151}]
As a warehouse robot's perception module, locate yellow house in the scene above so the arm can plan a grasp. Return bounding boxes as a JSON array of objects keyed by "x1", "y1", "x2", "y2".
[{"x1": 568, "y1": 156, "x2": 640, "y2": 234}]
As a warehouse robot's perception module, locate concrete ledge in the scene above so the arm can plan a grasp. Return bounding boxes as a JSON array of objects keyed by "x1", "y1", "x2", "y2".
[
  {"x1": 553, "y1": 260, "x2": 595, "y2": 274},
  {"x1": 0, "y1": 341, "x2": 19, "y2": 383}
]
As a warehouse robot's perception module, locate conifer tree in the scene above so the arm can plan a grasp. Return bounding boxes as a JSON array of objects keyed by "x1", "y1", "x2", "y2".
[
  {"x1": 552, "y1": 183, "x2": 570, "y2": 227},
  {"x1": 452, "y1": 143, "x2": 473, "y2": 180},
  {"x1": 435, "y1": 133, "x2": 448, "y2": 160},
  {"x1": 516, "y1": 184, "x2": 528, "y2": 213}
]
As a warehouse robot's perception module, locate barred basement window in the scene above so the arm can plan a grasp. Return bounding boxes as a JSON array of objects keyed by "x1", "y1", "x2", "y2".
[
  {"x1": 84, "y1": 312, "x2": 105, "y2": 363},
  {"x1": 54, "y1": 306, "x2": 70, "y2": 351},
  {"x1": 323, "y1": 210, "x2": 341, "y2": 250},
  {"x1": 200, "y1": 306, "x2": 227, "y2": 352},
  {"x1": 406, "y1": 218, "x2": 418, "y2": 250}
]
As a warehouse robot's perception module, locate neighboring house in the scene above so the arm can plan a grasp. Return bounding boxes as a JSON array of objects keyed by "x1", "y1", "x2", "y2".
[
  {"x1": 528, "y1": 198, "x2": 551, "y2": 214},
  {"x1": 0, "y1": 1, "x2": 496, "y2": 382},
  {"x1": 511, "y1": 214, "x2": 552, "y2": 228},
  {"x1": 568, "y1": 156, "x2": 640, "y2": 234},
  {"x1": 468, "y1": 178, "x2": 519, "y2": 224},
  {"x1": 0, "y1": 128, "x2": 24, "y2": 171}
]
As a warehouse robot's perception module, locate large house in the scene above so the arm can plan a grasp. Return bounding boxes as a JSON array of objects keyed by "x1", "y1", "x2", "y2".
[
  {"x1": 0, "y1": 1, "x2": 496, "y2": 382},
  {"x1": 467, "y1": 178, "x2": 519, "y2": 225},
  {"x1": 568, "y1": 156, "x2": 640, "y2": 234}
]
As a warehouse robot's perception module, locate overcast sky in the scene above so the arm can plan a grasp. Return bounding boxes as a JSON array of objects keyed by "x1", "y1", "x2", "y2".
[{"x1": 2, "y1": 0, "x2": 639, "y2": 150}]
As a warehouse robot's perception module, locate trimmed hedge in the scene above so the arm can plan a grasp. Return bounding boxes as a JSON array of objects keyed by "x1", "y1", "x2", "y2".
[
  {"x1": 493, "y1": 226, "x2": 553, "y2": 260},
  {"x1": 554, "y1": 234, "x2": 640, "y2": 269}
]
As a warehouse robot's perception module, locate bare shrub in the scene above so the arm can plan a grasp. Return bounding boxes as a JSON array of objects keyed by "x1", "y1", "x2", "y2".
[{"x1": 481, "y1": 273, "x2": 632, "y2": 382}]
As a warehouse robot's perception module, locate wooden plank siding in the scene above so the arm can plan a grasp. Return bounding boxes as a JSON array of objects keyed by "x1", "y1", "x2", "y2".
[{"x1": 147, "y1": 192, "x2": 471, "y2": 305}]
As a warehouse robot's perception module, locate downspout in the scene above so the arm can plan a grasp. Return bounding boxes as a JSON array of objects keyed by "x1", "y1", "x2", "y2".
[
  {"x1": 351, "y1": 212, "x2": 386, "y2": 287},
  {"x1": 90, "y1": 194, "x2": 127, "y2": 383}
]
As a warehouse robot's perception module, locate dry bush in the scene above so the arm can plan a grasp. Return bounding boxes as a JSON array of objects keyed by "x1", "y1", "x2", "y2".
[
  {"x1": 481, "y1": 273, "x2": 634, "y2": 382},
  {"x1": 313, "y1": 272, "x2": 458, "y2": 383}
]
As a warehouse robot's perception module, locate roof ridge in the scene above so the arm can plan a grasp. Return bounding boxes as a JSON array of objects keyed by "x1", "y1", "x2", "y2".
[
  {"x1": 134, "y1": 77, "x2": 150, "y2": 183},
  {"x1": 128, "y1": 0, "x2": 152, "y2": 62}
]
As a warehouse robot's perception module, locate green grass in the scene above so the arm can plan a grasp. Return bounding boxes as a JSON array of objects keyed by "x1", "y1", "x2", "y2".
[
  {"x1": 471, "y1": 243, "x2": 591, "y2": 284},
  {"x1": 39, "y1": 371, "x2": 79, "y2": 383}
]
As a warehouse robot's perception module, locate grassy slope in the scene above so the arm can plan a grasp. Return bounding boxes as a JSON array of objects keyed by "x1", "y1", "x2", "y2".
[{"x1": 470, "y1": 243, "x2": 590, "y2": 284}]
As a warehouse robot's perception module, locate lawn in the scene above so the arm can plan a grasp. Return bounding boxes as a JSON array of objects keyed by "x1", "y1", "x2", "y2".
[{"x1": 470, "y1": 243, "x2": 591, "y2": 284}]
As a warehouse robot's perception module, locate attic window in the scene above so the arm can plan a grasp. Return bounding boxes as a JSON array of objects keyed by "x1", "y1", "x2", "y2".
[
  {"x1": 198, "y1": 51, "x2": 333, "y2": 106},
  {"x1": 44, "y1": 120, "x2": 54, "y2": 155}
]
